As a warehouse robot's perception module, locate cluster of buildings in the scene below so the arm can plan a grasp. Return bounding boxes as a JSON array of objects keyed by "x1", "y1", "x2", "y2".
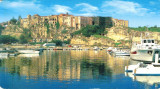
[
  {"x1": 8, "y1": 13, "x2": 129, "y2": 42},
  {"x1": 20, "y1": 13, "x2": 128, "y2": 29}
]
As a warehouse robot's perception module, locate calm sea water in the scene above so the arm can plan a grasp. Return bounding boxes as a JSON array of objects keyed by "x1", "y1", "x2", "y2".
[{"x1": 0, "y1": 50, "x2": 159, "y2": 89}]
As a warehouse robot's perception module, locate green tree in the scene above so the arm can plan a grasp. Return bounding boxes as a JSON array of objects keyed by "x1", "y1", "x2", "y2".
[
  {"x1": 55, "y1": 21, "x2": 60, "y2": 30},
  {"x1": 81, "y1": 25, "x2": 105, "y2": 37},
  {"x1": 17, "y1": 15, "x2": 22, "y2": 25},
  {"x1": 51, "y1": 40, "x2": 62, "y2": 46},
  {"x1": 10, "y1": 17, "x2": 17, "y2": 25},
  {"x1": 0, "y1": 35, "x2": 18, "y2": 44},
  {"x1": 63, "y1": 39, "x2": 70, "y2": 44},
  {"x1": 0, "y1": 25, "x2": 4, "y2": 35},
  {"x1": 61, "y1": 29, "x2": 68, "y2": 34},
  {"x1": 19, "y1": 34, "x2": 28, "y2": 44}
]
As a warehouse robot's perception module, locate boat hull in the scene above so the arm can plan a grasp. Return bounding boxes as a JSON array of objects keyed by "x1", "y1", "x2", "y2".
[
  {"x1": 130, "y1": 49, "x2": 160, "y2": 62},
  {"x1": 115, "y1": 53, "x2": 130, "y2": 56},
  {"x1": 133, "y1": 65, "x2": 160, "y2": 76},
  {"x1": 18, "y1": 50, "x2": 40, "y2": 54}
]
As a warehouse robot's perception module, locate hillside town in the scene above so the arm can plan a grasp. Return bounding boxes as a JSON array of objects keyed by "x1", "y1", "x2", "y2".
[{"x1": 3, "y1": 13, "x2": 128, "y2": 43}]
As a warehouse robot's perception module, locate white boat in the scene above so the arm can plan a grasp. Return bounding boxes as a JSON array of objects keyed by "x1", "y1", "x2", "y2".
[
  {"x1": 0, "y1": 53, "x2": 9, "y2": 56},
  {"x1": 125, "y1": 62, "x2": 144, "y2": 72},
  {"x1": 114, "y1": 50, "x2": 130, "y2": 56},
  {"x1": 130, "y1": 39, "x2": 160, "y2": 62},
  {"x1": 17, "y1": 50, "x2": 40, "y2": 54},
  {"x1": 133, "y1": 64, "x2": 160, "y2": 76},
  {"x1": 0, "y1": 53, "x2": 9, "y2": 59},
  {"x1": 93, "y1": 46, "x2": 99, "y2": 50},
  {"x1": 107, "y1": 47, "x2": 114, "y2": 52},
  {"x1": 133, "y1": 54, "x2": 160, "y2": 76},
  {"x1": 18, "y1": 54, "x2": 39, "y2": 57}
]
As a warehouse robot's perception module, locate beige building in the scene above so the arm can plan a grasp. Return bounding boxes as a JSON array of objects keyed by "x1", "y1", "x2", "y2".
[{"x1": 112, "y1": 18, "x2": 129, "y2": 27}]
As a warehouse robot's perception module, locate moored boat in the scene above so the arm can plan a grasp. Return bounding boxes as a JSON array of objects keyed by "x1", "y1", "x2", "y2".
[
  {"x1": 17, "y1": 50, "x2": 40, "y2": 54},
  {"x1": 125, "y1": 62, "x2": 144, "y2": 72},
  {"x1": 130, "y1": 39, "x2": 160, "y2": 62},
  {"x1": 114, "y1": 51, "x2": 130, "y2": 56},
  {"x1": 133, "y1": 54, "x2": 160, "y2": 76}
]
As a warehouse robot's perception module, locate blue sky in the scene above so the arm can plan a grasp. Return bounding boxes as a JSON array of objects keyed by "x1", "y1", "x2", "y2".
[{"x1": 0, "y1": 0, "x2": 160, "y2": 27}]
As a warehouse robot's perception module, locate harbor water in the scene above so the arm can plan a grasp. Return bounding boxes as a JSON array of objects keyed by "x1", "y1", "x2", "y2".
[{"x1": 0, "y1": 50, "x2": 159, "y2": 89}]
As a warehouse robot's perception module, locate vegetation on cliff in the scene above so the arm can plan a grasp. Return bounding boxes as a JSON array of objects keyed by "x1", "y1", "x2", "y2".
[
  {"x1": 10, "y1": 17, "x2": 17, "y2": 25},
  {"x1": 19, "y1": 28, "x2": 32, "y2": 44},
  {"x1": 130, "y1": 26, "x2": 160, "y2": 32},
  {"x1": 51, "y1": 39, "x2": 70, "y2": 46},
  {"x1": 0, "y1": 25, "x2": 4, "y2": 35},
  {"x1": 72, "y1": 25, "x2": 106, "y2": 37},
  {"x1": 0, "y1": 35, "x2": 18, "y2": 44}
]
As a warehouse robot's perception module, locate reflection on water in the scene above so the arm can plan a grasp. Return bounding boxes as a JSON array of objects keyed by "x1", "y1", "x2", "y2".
[
  {"x1": 126, "y1": 59, "x2": 160, "y2": 88},
  {"x1": 0, "y1": 50, "x2": 130, "y2": 80},
  {"x1": 0, "y1": 50, "x2": 158, "y2": 89}
]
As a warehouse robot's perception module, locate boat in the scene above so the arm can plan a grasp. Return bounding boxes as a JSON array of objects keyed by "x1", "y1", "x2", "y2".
[
  {"x1": 130, "y1": 39, "x2": 160, "y2": 62},
  {"x1": 133, "y1": 54, "x2": 160, "y2": 76},
  {"x1": 0, "y1": 53, "x2": 9, "y2": 59},
  {"x1": 107, "y1": 47, "x2": 114, "y2": 52},
  {"x1": 114, "y1": 50, "x2": 130, "y2": 56},
  {"x1": 18, "y1": 54, "x2": 39, "y2": 57},
  {"x1": 17, "y1": 50, "x2": 40, "y2": 54},
  {"x1": 125, "y1": 62, "x2": 144, "y2": 72},
  {"x1": 93, "y1": 46, "x2": 99, "y2": 50}
]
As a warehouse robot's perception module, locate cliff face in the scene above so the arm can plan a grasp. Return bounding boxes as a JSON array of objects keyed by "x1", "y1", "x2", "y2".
[
  {"x1": 71, "y1": 26, "x2": 160, "y2": 46},
  {"x1": 2, "y1": 24, "x2": 160, "y2": 46},
  {"x1": 2, "y1": 25, "x2": 23, "y2": 38},
  {"x1": 71, "y1": 36, "x2": 115, "y2": 46}
]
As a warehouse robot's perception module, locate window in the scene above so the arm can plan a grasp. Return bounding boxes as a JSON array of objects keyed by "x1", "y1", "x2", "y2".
[
  {"x1": 144, "y1": 40, "x2": 146, "y2": 43},
  {"x1": 152, "y1": 40, "x2": 154, "y2": 43},
  {"x1": 148, "y1": 40, "x2": 151, "y2": 43},
  {"x1": 155, "y1": 51, "x2": 159, "y2": 54},
  {"x1": 148, "y1": 51, "x2": 152, "y2": 55}
]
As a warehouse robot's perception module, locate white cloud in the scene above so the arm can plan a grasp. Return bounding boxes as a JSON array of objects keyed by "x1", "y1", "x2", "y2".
[
  {"x1": 75, "y1": 13, "x2": 95, "y2": 16},
  {"x1": 75, "y1": 3, "x2": 98, "y2": 16},
  {"x1": 53, "y1": 5, "x2": 72, "y2": 14},
  {"x1": 76, "y1": 3, "x2": 98, "y2": 13},
  {"x1": 1, "y1": 1, "x2": 40, "y2": 9},
  {"x1": 102, "y1": 0, "x2": 148, "y2": 16},
  {"x1": 0, "y1": 1, "x2": 54, "y2": 16}
]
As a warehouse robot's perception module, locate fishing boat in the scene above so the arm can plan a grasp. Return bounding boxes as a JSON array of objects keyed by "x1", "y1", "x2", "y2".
[
  {"x1": 130, "y1": 39, "x2": 160, "y2": 62},
  {"x1": 17, "y1": 50, "x2": 40, "y2": 54}
]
